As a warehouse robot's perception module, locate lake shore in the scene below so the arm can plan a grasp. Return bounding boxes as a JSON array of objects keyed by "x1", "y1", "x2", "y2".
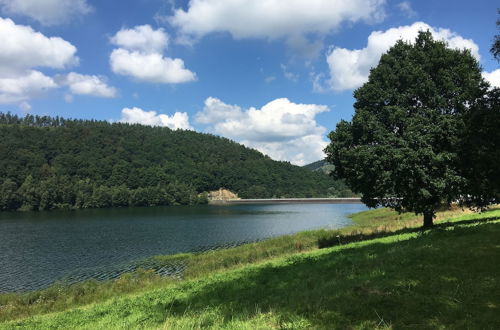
[
  {"x1": 209, "y1": 197, "x2": 362, "y2": 205},
  {"x1": 2, "y1": 205, "x2": 499, "y2": 328},
  {"x1": 0, "y1": 203, "x2": 366, "y2": 293}
]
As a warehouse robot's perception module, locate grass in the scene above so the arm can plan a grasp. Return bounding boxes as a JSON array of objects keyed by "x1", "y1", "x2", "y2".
[
  {"x1": 1, "y1": 206, "x2": 499, "y2": 328},
  {"x1": 346, "y1": 204, "x2": 474, "y2": 232}
]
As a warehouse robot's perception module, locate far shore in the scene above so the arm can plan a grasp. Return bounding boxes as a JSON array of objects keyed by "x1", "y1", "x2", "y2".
[{"x1": 209, "y1": 197, "x2": 362, "y2": 205}]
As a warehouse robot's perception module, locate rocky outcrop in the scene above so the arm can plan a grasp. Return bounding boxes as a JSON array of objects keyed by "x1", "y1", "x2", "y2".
[{"x1": 208, "y1": 188, "x2": 240, "y2": 201}]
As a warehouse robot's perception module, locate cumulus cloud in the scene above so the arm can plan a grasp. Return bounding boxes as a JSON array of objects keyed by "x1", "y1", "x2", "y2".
[
  {"x1": 110, "y1": 49, "x2": 196, "y2": 84},
  {"x1": 321, "y1": 22, "x2": 481, "y2": 91},
  {"x1": 55, "y1": 72, "x2": 117, "y2": 98},
  {"x1": 0, "y1": 18, "x2": 67, "y2": 103},
  {"x1": 109, "y1": 25, "x2": 196, "y2": 84},
  {"x1": 110, "y1": 25, "x2": 168, "y2": 53},
  {"x1": 120, "y1": 107, "x2": 192, "y2": 130},
  {"x1": 0, "y1": 0, "x2": 92, "y2": 26},
  {"x1": 0, "y1": 70, "x2": 57, "y2": 104},
  {"x1": 195, "y1": 97, "x2": 244, "y2": 124},
  {"x1": 170, "y1": 0, "x2": 385, "y2": 39},
  {"x1": 0, "y1": 17, "x2": 78, "y2": 75},
  {"x1": 169, "y1": 0, "x2": 386, "y2": 56},
  {"x1": 483, "y1": 69, "x2": 500, "y2": 88},
  {"x1": 195, "y1": 97, "x2": 329, "y2": 165},
  {"x1": 0, "y1": 18, "x2": 115, "y2": 105}
]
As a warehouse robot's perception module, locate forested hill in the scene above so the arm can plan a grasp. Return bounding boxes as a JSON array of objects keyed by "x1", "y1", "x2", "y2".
[
  {"x1": 303, "y1": 160, "x2": 334, "y2": 174},
  {"x1": 303, "y1": 160, "x2": 357, "y2": 198},
  {"x1": 0, "y1": 113, "x2": 339, "y2": 212}
]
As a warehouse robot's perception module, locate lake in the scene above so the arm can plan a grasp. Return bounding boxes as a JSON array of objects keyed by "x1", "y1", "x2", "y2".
[{"x1": 0, "y1": 203, "x2": 367, "y2": 292}]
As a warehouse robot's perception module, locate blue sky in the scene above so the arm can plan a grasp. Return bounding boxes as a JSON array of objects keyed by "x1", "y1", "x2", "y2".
[{"x1": 0, "y1": 0, "x2": 498, "y2": 165}]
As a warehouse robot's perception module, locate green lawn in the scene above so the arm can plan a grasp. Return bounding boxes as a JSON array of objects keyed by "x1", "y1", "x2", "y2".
[{"x1": 1, "y1": 207, "x2": 499, "y2": 329}]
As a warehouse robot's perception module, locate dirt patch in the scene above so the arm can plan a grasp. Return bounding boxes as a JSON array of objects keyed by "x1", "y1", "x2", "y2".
[{"x1": 208, "y1": 188, "x2": 240, "y2": 201}]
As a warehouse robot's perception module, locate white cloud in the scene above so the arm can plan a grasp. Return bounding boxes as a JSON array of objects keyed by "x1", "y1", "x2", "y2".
[
  {"x1": 170, "y1": 0, "x2": 385, "y2": 40},
  {"x1": 483, "y1": 69, "x2": 500, "y2": 88},
  {"x1": 109, "y1": 25, "x2": 196, "y2": 84},
  {"x1": 0, "y1": 0, "x2": 92, "y2": 26},
  {"x1": 195, "y1": 97, "x2": 244, "y2": 124},
  {"x1": 323, "y1": 22, "x2": 481, "y2": 91},
  {"x1": 169, "y1": 0, "x2": 386, "y2": 56},
  {"x1": 0, "y1": 17, "x2": 78, "y2": 75},
  {"x1": 0, "y1": 70, "x2": 57, "y2": 104},
  {"x1": 55, "y1": 72, "x2": 117, "y2": 98},
  {"x1": 252, "y1": 134, "x2": 329, "y2": 166},
  {"x1": 195, "y1": 97, "x2": 329, "y2": 165},
  {"x1": 397, "y1": 1, "x2": 416, "y2": 18},
  {"x1": 120, "y1": 107, "x2": 192, "y2": 130},
  {"x1": 110, "y1": 25, "x2": 168, "y2": 53},
  {"x1": 110, "y1": 49, "x2": 196, "y2": 84},
  {"x1": 0, "y1": 18, "x2": 115, "y2": 105}
]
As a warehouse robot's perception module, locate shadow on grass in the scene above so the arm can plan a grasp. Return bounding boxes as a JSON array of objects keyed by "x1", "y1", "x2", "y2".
[
  {"x1": 318, "y1": 214, "x2": 500, "y2": 249},
  {"x1": 158, "y1": 221, "x2": 500, "y2": 329}
]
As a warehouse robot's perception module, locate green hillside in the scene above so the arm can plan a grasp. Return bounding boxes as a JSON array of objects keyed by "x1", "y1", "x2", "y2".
[
  {"x1": 0, "y1": 113, "x2": 343, "y2": 212},
  {"x1": 303, "y1": 159, "x2": 335, "y2": 174},
  {"x1": 304, "y1": 160, "x2": 357, "y2": 197}
]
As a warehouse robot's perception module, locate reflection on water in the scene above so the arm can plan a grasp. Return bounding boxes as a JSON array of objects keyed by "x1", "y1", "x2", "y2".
[{"x1": 0, "y1": 203, "x2": 367, "y2": 292}]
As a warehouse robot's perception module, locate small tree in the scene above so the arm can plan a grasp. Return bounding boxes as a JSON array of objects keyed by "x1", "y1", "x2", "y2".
[{"x1": 325, "y1": 31, "x2": 491, "y2": 227}]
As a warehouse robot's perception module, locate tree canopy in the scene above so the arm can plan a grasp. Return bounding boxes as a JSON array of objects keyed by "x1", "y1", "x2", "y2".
[
  {"x1": 325, "y1": 31, "x2": 498, "y2": 227},
  {"x1": 491, "y1": 9, "x2": 500, "y2": 62},
  {"x1": 0, "y1": 113, "x2": 346, "y2": 212}
]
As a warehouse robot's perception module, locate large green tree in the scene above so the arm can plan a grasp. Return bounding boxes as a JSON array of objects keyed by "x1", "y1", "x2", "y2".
[
  {"x1": 325, "y1": 31, "x2": 493, "y2": 227},
  {"x1": 459, "y1": 88, "x2": 500, "y2": 208}
]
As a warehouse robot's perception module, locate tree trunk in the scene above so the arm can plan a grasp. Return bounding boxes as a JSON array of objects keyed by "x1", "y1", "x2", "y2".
[{"x1": 423, "y1": 212, "x2": 434, "y2": 228}]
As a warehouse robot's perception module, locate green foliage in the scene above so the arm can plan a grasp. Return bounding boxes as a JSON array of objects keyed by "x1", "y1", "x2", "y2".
[
  {"x1": 303, "y1": 160, "x2": 330, "y2": 171},
  {"x1": 459, "y1": 88, "x2": 500, "y2": 208},
  {"x1": 0, "y1": 179, "x2": 20, "y2": 211},
  {"x1": 303, "y1": 160, "x2": 357, "y2": 197},
  {"x1": 491, "y1": 9, "x2": 500, "y2": 61},
  {"x1": 325, "y1": 31, "x2": 496, "y2": 226},
  {"x1": 0, "y1": 113, "x2": 334, "y2": 211}
]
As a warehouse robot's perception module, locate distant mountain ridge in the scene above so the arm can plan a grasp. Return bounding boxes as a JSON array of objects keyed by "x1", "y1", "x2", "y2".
[
  {"x1": 303, "y1": 160, "x2": 335, "y2": 175},
  {"x1": 304, "y1": 160, "x2": 358, "y2": 197},
  {"x1": 0, "y1": 113, "x2": 348, "y2": 212}
]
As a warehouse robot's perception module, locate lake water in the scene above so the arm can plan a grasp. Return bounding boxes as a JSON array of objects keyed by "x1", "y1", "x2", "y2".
[{"x1": 0, "y1": 203, "x2": 367, "y2": 292}]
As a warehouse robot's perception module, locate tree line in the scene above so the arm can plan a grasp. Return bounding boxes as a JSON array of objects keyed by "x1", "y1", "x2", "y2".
[{"x1": 0, "y1": 113, "x2": 345, "y2": 211}]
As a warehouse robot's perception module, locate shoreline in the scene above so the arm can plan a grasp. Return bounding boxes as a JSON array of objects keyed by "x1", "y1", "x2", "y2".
[
  {"x1": 2, "y1": 206, "x2": 498, "y2": 327},
  {"x1": 209, "y1": 197, "x2": 362, "y2": 205}
]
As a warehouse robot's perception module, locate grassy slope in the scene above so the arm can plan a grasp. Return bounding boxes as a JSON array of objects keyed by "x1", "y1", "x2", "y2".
[
  {"x1": 1, "y1": 208, "x2": 499, "y2": 329},
  {"x1": 0, "y1": 206, "x2": 471, "y2": 322}
]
